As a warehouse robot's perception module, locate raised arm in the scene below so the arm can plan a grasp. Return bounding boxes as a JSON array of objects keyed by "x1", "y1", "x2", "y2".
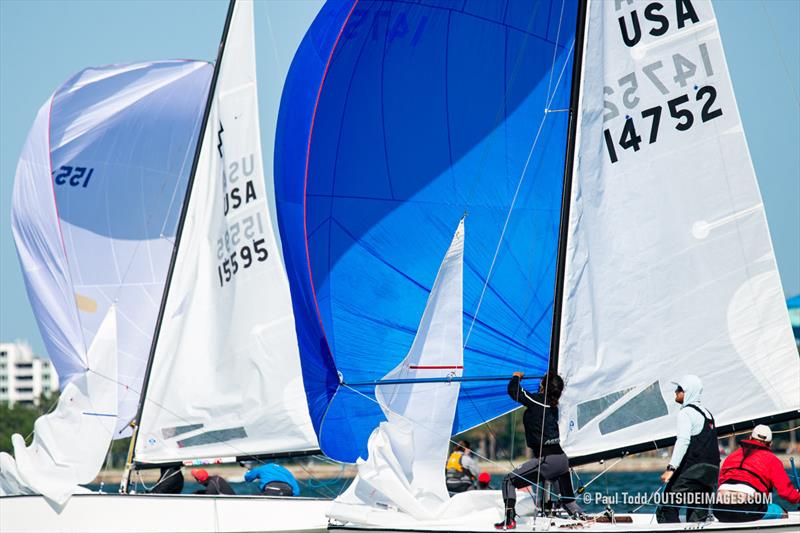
[{"x1": 507, "y1": 374, "x2": 548, "y2": 408}]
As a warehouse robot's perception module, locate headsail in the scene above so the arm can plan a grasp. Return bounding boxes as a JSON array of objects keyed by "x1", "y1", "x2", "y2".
[
  {"x1": 275, "y1": 0, "x2": 580, "y2": 463},
  {"x1": 134, "y1": 0, "x2": 319, "y2": 464},
  {"x1": 0, "y1": 307, "x2": 118, "y2": 506},
  {"x1": 11, "y1": 60, "x2": 212, "y2": 436},
  {"x1": 558, "y1": 0, "x2": 800, "y2": 462},
  {"x1": 332, "y1": 220, "x2": 464, "y2": 521}
]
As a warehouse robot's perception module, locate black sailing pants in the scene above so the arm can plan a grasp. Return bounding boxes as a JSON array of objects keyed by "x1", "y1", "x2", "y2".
[{"x1": 656, "y1": 463, "x2": 719, "y2": 523}]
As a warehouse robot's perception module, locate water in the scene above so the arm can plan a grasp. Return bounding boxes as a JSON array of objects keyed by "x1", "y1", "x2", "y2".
[{"x1": 88, "y1": 470, "x2": 796, "y2": 515}]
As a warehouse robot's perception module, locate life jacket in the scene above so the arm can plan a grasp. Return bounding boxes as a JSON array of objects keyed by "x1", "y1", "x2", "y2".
[
  {"x1": 446, "y1": 451, "x2": 468, "y2": 480},
  {"x1": 719, "y1": 439, "x2": 782, "y2": 494},
  {"x1": 677, "y1": 404, "x2": 720, "y2": 471}
]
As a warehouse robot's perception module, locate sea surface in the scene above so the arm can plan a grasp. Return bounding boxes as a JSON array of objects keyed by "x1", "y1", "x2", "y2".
[{"x1": 88, "y1": 471, "x2": 797, "y2": 515}]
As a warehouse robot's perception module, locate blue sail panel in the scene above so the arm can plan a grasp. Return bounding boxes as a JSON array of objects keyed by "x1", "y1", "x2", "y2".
[{"x1": 276, "y1": 0, "x2": 577, "y2": 462}]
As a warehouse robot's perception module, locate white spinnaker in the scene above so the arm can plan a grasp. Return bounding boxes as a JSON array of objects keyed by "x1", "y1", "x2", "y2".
[
  {"x1": 330, "y1": 221, "x2": 464, "y2": 523},
  {"x1": 0, "y1": 307, "x2": 118, "y2": 506},
  {"x1": 558, "y1": 0, "x2": 799, "y2": 459},
  {"x1": 135, "y1": 0, "x2": 318, "y2": 463},
  {"x1": 11, "y1": 61, "x2": 211, "y2": 436}
]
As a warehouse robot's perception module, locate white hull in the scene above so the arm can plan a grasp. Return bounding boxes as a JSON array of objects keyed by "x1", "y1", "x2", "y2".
[
  {"x1": 330, "y1": 511, "x2": 800, "y2": 533},
  {"x1": 0, "y1": 493, "x2": 331, "y2": 533}
]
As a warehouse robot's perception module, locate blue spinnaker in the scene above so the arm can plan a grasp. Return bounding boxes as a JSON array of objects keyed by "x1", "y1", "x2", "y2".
[
  {"x1": 275, "y1": 0, "x2": 578, "y2": 462},
  {"x1": 12, "y1": 61, "x2": 211, "y2": 435}
]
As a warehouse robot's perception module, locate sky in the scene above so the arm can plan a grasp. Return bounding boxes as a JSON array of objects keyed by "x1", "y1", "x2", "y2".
[{"x1": 1, "y1": 0, "x2": 798, "y2": 358}]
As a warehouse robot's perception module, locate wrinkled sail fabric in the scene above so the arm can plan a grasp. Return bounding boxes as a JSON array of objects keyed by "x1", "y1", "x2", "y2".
[
  {"x1": 11, "y1": 60, "x2": 211, "y2": 435},
  {"x1": 558, "y1": 0, "x2": 800, "y2": 460},
  {"x1": 331, "y1": 221, "x2": 464, "y2": 521},
  {"x1": 276, "y1": 0, "x2": 579, "y2": 463},
  {"x1": 135, "y1": 0, "x2": 319, "y2": 463},
  {"x1": 0, "y1": 307, "x2": 117, "y2": 506}
]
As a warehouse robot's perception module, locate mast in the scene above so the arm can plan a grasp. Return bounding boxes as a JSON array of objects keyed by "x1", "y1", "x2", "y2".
[
  {"x1": 547, "y1": 0, "x2": 589, "y2": 377},
  {"x1": 120, "y1": 0, "x2": 238, "y2": 493}
]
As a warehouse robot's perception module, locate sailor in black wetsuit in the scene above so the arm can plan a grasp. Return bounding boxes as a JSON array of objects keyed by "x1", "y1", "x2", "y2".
[
  {"x1": 191, "y1": 468, "x2": 235, "y2": 495},
  {"x1": 148, "y1": 466, "x2": 184, "y2": 494},
  {"x1": 495, "y1": 372, "x2": 584, "y2": 530}
]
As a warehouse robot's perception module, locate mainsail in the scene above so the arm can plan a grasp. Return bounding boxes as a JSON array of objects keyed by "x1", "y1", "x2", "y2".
[
  {"x1": 133, "y1": 0, "x2": 320, "y2": 464},
  {"x1": 557, "y1": 0, "x2": 800, "y2": 462},
  {"x1": 275, "y1": 0, "x2": 580, "y2": 463},
  {"x1": 11, "y1": 60, "x2": 212, "y2": 435}
]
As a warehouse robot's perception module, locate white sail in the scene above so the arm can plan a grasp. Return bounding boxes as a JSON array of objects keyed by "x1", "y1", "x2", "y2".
[
  {"x1": 0, "y1": 307, "x2": 118, "y2": 506},
  {"x1": 559, "y1": 0, "x2": 800, "y2": 460},
  {"x1": 135, "y1": 0, "x2": 318, "y2": 463},
  {"x1": 331, "y1": 220, "x2": 465, "y2": 523}
]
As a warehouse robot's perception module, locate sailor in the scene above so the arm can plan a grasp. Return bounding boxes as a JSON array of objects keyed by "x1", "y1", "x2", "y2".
[
  {"x1": 478, "y1": 471, "x2": 492, "y2": 490},
  {"x1": 244, "y1": 462, "x2": 301, "y2": 496},
  {"x1": 656, "y1": 375, "x2": 720, "y2": 523},
  {"x1": 445, "y1": 440, "x2": 480, "y2": 493},
  {"x1": 191, "y1": 468, "x2": 235, "y2": 495},
  {"x1": 714, "y1": 424, "x2": 799, "y2": 522},
  {"x1": 148, "y1": 465, "x2": 184, "y2": 494},
  {"x1": 495, "y1": 372, "x2": 584, "y2": 530}
]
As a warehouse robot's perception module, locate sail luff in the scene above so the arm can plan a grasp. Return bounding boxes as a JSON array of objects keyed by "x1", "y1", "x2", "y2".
[
  {"x1": 549, "y1": 0, "x2": 590, "y2": 377},
  {"x1": 124, "y1": 0, "x2": 238, "y2": 479}
]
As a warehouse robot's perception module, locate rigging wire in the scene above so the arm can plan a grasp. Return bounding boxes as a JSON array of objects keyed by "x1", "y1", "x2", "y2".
[
  {"x1": 758, "y1": 0, "x2": 800, "y2": 110},
  {"x1": 339, "y1": 382, "x2": 562, "y2": 500}
]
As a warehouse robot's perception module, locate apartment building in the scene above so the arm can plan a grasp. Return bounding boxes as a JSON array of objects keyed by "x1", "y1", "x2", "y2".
[{"x1": 0, "y1": 341, "x2": 59, "y2": 407}]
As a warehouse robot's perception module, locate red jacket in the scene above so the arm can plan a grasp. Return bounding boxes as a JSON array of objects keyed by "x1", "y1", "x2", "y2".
[{"x1": 719, "y1": 439, "x2": 800, "y2": 504}]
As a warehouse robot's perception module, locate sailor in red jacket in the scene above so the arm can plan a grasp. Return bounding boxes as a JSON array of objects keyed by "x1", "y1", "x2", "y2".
[{"x1": 715, "y1": 425, "x2": 800, "y2": 522}]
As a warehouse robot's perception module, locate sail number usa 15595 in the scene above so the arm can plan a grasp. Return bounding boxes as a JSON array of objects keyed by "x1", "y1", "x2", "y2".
[
  {"x1": 604, "y1": 85, "x2": 722, "y2": 164},
  {"x1": 217, "y1": 238, "x2": 268, "y2": 287}
]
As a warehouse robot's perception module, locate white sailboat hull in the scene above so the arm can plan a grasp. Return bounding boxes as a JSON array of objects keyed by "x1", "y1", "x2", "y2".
[
  {"x1": 0, "y1": 493, "x2": 330, "y2": 533},
  {"x1": 330, "y1": 511, "x2": 800, "y2": 533}
]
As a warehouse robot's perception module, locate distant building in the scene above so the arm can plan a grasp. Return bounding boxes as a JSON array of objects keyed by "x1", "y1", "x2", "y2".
[{"x1": 0, "y1": 342, "x2": 59, "y2": 407}]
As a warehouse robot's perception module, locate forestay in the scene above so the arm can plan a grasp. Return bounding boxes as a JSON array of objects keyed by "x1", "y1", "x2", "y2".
[
  {"x1": 135, "y1": 0, "x2": 319, "y2": 464},
  {"x1": 11, "y1": 61, "x2": 211, "y2": 436},
  {"x1": 331, "y1": 221, "x2": 464, "y2": 521},
  {"x1": 0, "y1": 307, "x2": 118, "y2": 506},
  {"x1": 275, "y1": 0, "x2": 580, "y2": 463},
  {"x1": 558, "y1": 0, "x2": 800, "y2": 461}
]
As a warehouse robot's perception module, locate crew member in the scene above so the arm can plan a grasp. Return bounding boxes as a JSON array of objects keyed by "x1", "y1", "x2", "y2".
[
  {"x1": 191, "y1": 468, "x2": 235, "y2": 495},
  {"x1": 656, "y1": 375, "x2": 720, "y2": 523},
  {"x1": 446, "y1": 440, "x2": 480, "y2": 493},
  {"x1": 245, "y1": 463, "x2": 300, "y2": 496},
  {"x1": 495, "y1": 372, "x2": 584, "y2": 530},
  {"x1": 715, "y1": 425, "x2": 799, "y2": 522}
]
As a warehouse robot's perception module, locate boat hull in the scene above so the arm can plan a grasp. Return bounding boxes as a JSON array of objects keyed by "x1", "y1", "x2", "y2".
[
  {"x1": 328, "y1": 512, "x2": 800, "y2": 533},
  {"x1": 0, "y1": 493, "x2": 331, "y2": 533}
]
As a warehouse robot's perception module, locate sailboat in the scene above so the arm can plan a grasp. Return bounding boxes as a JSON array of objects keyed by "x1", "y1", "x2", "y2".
[
  {"x1": 1, "y1": 1, "x2": 332, "y2": 532},
  {"x1": 264, "y1": 0, "x2": 797, "y2": 531}
]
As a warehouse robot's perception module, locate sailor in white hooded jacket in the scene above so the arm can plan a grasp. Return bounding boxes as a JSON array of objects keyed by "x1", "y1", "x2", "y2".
[{"x1": 656, "y1": 374, "x2": 721, "y2": 523}]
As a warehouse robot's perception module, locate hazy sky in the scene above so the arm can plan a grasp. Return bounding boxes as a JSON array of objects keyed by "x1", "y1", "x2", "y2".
[{"x1": 1, "y1": 0, "x2": 798, "y2": 357}]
